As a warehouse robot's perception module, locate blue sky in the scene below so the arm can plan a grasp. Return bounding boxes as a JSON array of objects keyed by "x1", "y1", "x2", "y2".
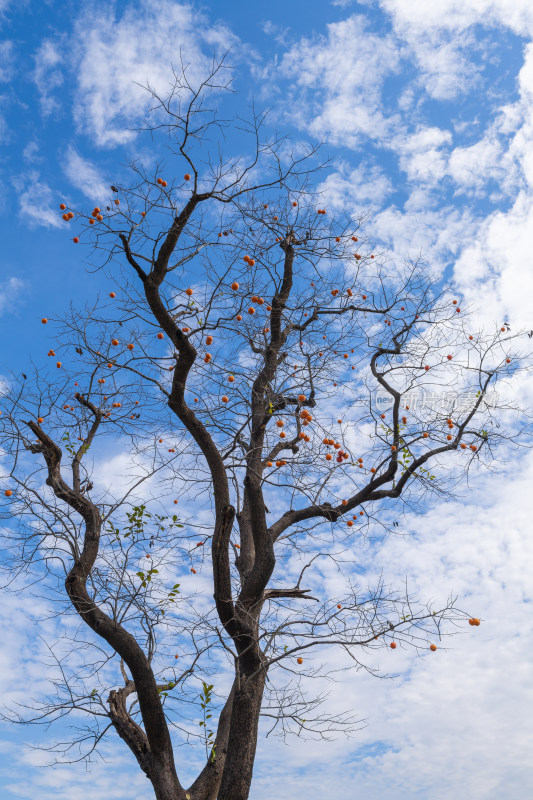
[{"x1": 1, "y1": 1, "x2": 533, "y2": 798}]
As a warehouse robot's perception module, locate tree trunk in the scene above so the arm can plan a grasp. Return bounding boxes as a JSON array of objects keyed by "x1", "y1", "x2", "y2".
[
  {"x1": 217, "y1": 671, "x2": 266, "y2": 800},
  {"x1": 149, "y1": 751, "x2": 186, "y2": 800}
]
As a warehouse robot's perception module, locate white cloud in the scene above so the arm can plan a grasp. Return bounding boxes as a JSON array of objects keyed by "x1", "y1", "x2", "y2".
[
  {"x1": 393, "y1": 126, "x2": 453, "y2": 184},
  {"x1": 409, "y1": 29, "x2": 482, "y2": 100},
  {"x1": 1, "y1": 741, "x2": 148, "y2": 800},
  {"x1": 276, "y1": 16, "x2": 402, "y2": 148},
  {"x1": 22, "y1": 141, "x2": 40, "y2": 163},
  {"x1": 0, "y1": 40, "x2": 14, "y2": 82},
  {"x1": 378, "y1": 0, "x2": 533, "y2": 38},
  {"x1": 318, "y1": 163, "x2": 394, "y2": 210},
  {"x1": 0, "y1": 278, "x2": 24, "y2": 316},
  {"x1": 448, "y1": 135, "x2": 506, "y2": 193},
  {"x1": 32, "y1": 39, "x2": 64, "y2": 117},
  {"x1": 62, "y1": 147, "x2": 109, "y2": 202},
  {"x1": 453, "y1": 191, "x2": 533, "y2": 328},
  {"x1": 68, "y1": 0, "x2": 237, "y2": 147},
  {"x1": 261, "y1": 21, "x2": 291, "y2": 46},
  {"x1": 13, "y1": 172, "x2": 64, "y2": 229},
  {"x1": 369, "y1": 203, "x2": 478, "y2": 274}
]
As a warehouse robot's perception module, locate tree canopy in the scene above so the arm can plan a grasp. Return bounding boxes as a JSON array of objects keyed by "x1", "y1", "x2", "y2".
[{"x1": 0, "y1": 63, "x2": 525, "y2": 800}]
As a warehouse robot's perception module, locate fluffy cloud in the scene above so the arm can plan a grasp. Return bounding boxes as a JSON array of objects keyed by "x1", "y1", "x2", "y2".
[
  {"x1": 277, "y1": 15, "x2": 402, "y2": 148},
  {"x1": 318, "y1": 163, "x2": 394, "y2": 210},
  {"x1": 453, "y1": 191, "x2": 533, "y2": 328},
  {"x1": 0, "y1": 277, "x2": 24, "y2": 316},
  {"x1": 369, "y1": 203, "x2": 478, "y2": 275},
  {"x1": 393, "y1": 126, "x2": 453, "y2": 183},
  {"x1": 12, "y1": 172, "x2": 64, "y2": 228},
  {"x1": 33, "y1": 39, "x2": 64, "y2": 117},
  {"x1": 378, "y1": 0, "x2": 533, "y2": 38},
  {"x1": 68, "y1": 0, "x2": 237, "y2": 147},
  {"x1": 62, "y1": 147, "x2": 109, "y2": 201},
  {"x1": 0, "y1": 40, "x2": 14, "y2": 83},
  {"x1": 448, "y1": 136, "x2": 506, "y2": 193}
]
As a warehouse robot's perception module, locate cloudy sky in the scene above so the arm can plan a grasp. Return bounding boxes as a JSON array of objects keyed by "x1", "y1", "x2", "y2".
[{"x1": 1, "y1": 0, "x2": 533, "y2": 798}]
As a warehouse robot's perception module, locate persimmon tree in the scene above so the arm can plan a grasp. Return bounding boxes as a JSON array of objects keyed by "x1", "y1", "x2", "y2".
[{"x1": 0, "y1": 63, "x2": 523, "y2": 800}]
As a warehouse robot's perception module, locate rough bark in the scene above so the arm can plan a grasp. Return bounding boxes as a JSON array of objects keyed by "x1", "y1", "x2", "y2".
[{"x1": 217, "y1": 671, "x2": 267, "y2": 800}]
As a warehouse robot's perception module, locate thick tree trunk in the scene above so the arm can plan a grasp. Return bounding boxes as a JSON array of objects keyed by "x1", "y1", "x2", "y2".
[
  {"x1": 217, "y1": 671, "x2": 266, "y2": 800},
  {"x1": 149, "y1": 752, "x2": 186, "y2": 800}
]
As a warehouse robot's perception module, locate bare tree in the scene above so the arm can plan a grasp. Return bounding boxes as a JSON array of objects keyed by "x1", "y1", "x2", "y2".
[{"x1": 0, "y1": 60, "x2": 526, "y2": 800}]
